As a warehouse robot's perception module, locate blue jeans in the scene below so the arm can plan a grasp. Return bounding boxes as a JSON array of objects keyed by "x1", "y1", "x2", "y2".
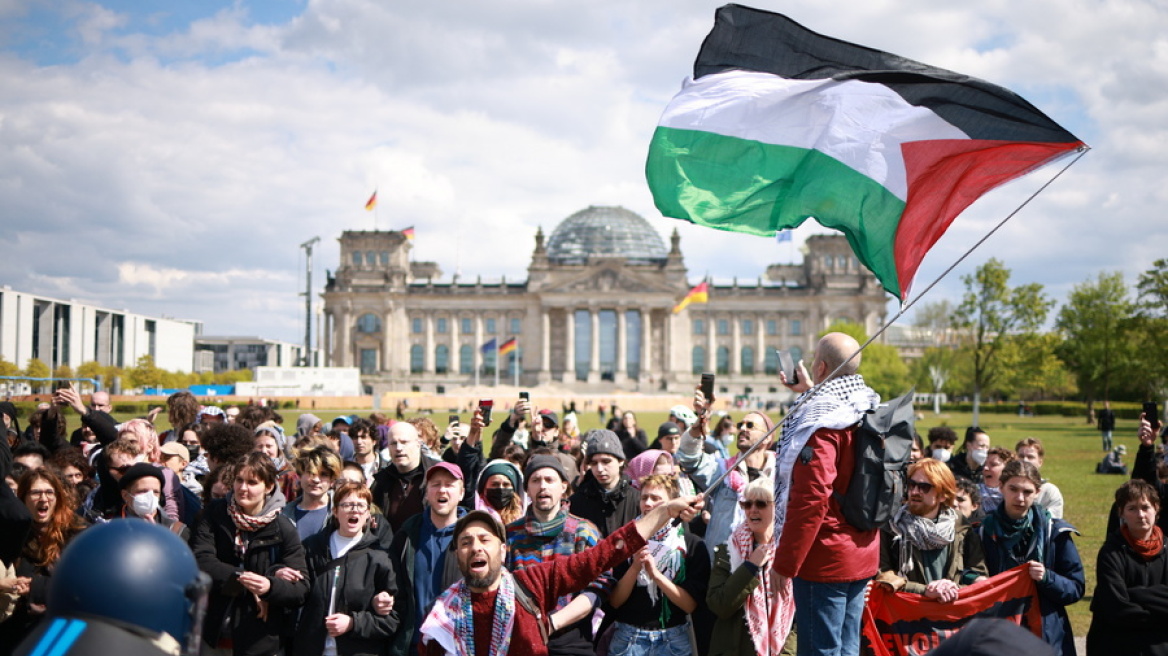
[
  {"x1": 609, "y1": 622, "x2": 692, "y2": 656},
  {"x1": 791, "y1": 577, "x2": 869, "y2": 656}
]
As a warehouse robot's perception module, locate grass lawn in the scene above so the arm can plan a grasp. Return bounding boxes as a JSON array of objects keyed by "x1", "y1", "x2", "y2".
[{"x1": 122, "y1": 404, "x2": 1130, "y2": 636}]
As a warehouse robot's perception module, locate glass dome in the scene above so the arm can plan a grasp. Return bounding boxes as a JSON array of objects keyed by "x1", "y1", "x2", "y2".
[{"x1": 545, "y1": 206, "x2": 668, "y2": 263}]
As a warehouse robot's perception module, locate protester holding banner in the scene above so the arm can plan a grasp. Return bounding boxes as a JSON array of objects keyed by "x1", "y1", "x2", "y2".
[
  {"x1": 978, "y1": 460, "x2": 1084, "y2": 656},
  {"x1": 876, "y1": 459, "x2": 987, "y2": 599},
  {"x1": 707, "y1": 478, "x2": 795, "y2": 656},
  {"x1": 1086, "y1": 479, "x2": 1168, "y2": 656}
]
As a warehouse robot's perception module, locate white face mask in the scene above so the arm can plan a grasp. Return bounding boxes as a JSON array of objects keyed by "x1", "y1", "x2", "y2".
[
  {"x1": 970, "y1": 448, "x2": 989, "y2": 466},
  {"x1": 130, "y1": 490, "x2": 160, "y2": 518},
  {"x1": 932, "y1": 448, "x2": 952, "y2": 463}
]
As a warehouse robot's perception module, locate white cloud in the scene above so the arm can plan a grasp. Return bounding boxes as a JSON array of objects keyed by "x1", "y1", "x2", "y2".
[{"x1": 0, "y1": 0, "x2": 1165, "y2": 343}]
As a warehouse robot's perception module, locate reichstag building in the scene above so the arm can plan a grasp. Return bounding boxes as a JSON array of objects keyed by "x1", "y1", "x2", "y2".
[{"x1": 321, "y1": 206, "x2": 888, "y2": 396}]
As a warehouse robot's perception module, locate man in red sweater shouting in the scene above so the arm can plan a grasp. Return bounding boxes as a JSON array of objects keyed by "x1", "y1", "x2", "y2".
[
  {"x1": 420, "y1": 494, "x2": 703, "y2": 656},
  {"x1": 773, "y1": 331, "x2": 881, "y2": 656}
]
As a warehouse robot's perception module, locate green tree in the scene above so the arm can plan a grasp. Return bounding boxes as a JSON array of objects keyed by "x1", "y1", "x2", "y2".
[
  {"x1": 214, "y1": 369, "x2": 254, "y2": 385},
  {"x1": 996, "y1": 333, "x2": 1076, "y2": 401},
  {"x1": 75, "y1": 361, "x2": 106, "y2": 392},
  {"x1": 1055, "y1": 272, "x2": 1135, "y2": 410},
  {"x1": 52, "y1": 364, "x2": 74, "y2": 381},
  {"x1": 819, "y1": 321, "x2": 910, "y2": 400},
  {"x1": 953, "y1": 259, "x2": 1053, "y2": 426},
  {"x1": 126, "y1": 355, "x2": 164, "y2": 391},
  {"x1": 24, "y1": 358, "x2": 51, "y2": 393},
  {"x1": 909, "y1": 347, "x2": 959, "y2": 414},
  {"x1": 0, "y1": 357, "x2": 19, "y2": 377},
  {"x1": 1136, "y1": 259, "x2": 1168, "y2": 398}
]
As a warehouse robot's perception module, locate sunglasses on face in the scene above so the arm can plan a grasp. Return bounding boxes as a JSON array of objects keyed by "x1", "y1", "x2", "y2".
[
  {"x1": 739, "y1": 499, "x2": 772, "y2": 510},
  {"x1": 737, "y1": 421, "x2": 762, "y2": 431},
  {"x1": 110, "y1": 464, "x2": 133, "y2": 475},
  {"x1": 907, "y1": 480, "x2": 935, "y2": 494}
]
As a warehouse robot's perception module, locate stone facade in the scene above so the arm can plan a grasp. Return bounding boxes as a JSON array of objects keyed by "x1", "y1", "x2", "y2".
[{"x1": 321, "y1": 206, "x2": 888, "y2": 397}]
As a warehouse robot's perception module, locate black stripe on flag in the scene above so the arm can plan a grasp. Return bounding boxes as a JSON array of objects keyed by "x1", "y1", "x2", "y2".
[{"x1": 694, "y1": 4, "x2": 1080, "y2": 144}]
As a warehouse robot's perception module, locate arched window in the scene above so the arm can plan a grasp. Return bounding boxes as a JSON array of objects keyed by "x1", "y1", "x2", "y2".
[
  {"x1": 356, "y1": 313, "x2": 381, "y2": 333},
  {"x1": 691, "y1": 346, "x2": 706, "y2": 375},
  {"x1": 741, "y1": 346, "x2": 755, "y2": 375},
  {"x1": 716, "y1": 346, "x2": 730, "y2": 375},
  {"x1": 365, "y1": 251, "x2": 376, "y2": 265},
  {"x1": 435, "y1": 345, "x2": 449, "y2": 374},
  {"x1": 764, "y1": 348, "x2": 779, "y2": 375},
  {"x1": 459, "y1": 345, "x2": 473, "y2": 374},
  {"x1": 410, "y1": 345, "x2": 423, "y2": 374}
]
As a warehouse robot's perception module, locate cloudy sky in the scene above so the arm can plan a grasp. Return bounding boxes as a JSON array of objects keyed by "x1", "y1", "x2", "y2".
[{"x1": 2, "y1": 0, "x2": 1163, "y2": 346}]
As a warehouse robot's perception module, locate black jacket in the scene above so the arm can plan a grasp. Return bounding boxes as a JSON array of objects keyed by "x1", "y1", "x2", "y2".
[
  {"x1": 1087, "y1": 531, "x2": 1168, "y2": 656},
  {"x1": 294, "y1": 529, "x2": 400, "y2": 656},
  {"x1": 190, "y1": 499, "x2": 310, "y2": 656},
  {"x1": 369, "y1": 453, "x2": 441, "y2": 535},
  {"x1": 568, "y1": 472, "x2": 640, "y2": 538}
]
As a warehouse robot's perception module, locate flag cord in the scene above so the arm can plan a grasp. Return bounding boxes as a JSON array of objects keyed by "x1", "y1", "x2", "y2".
[{"x1": 707, "y1": 145, "x2": 1091, "y2": 478}]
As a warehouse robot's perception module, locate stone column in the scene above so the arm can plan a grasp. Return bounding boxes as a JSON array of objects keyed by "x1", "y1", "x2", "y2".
[
  {"x1": 451, "y1": 312, "x2": 461, "y2": 375},
  {"x1": 565, "y1": 308, "x2": 576, "y2": 381},
  {"x1": 731, "y1": 315, "x2": 742, "y2": 375},
  {"x1": 382, "y1": 309, "x2": 394, "y2": 373},
  {"x1": 706, "y1": 313, "x2": 716, "y2": 373},
  {"x1": 474, "y1": 315, "x2": 483, "y2": 379},
  {"x1": 615, "y1": 308, "x2": 627, "y2": 382},
  {"x1": 641, "y1": 308, "x2": 652, "y2": 380},
  {"x1": 424, "y1": 313, "x2": 435, "y2": 374},
  {"x1": 755, "y1": 314, "x2": 765, "y2": 375},
  {"x1": 539, "y1": 310, "x2": 551, "y2": 383},
  {"x1": 588, "y1": 308, "x2": 600, "y2": 383},
  {"x1": 337, "y1": 307, "x2": 351, "y2": 368}
]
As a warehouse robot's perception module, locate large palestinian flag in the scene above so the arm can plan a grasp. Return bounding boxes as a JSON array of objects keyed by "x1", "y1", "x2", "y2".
[{"x1": 646, "y1": 4, "x2": 1085, "y2": 300}]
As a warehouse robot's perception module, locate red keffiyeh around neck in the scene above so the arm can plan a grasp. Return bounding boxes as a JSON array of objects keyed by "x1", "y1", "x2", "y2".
[{"x1": 1122, "y1": 524, "x2": 1164, "y2": 561}]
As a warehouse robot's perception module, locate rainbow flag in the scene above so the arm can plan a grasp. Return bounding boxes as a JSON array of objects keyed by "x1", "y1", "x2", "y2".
[
  {"x1": 498, "y1": 338, "x2": 518, "y2": 356},
  {"x1": 672, "y1": 281, "x2": 709, "y2": 314},
  {"x1": 364, "y1": 190, "x2": 377, "y2": 211}
]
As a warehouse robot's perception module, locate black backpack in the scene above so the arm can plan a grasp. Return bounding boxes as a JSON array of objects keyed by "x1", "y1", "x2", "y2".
[{"x1": 835, "y1": 389, "x2": 916, "y2": 532}]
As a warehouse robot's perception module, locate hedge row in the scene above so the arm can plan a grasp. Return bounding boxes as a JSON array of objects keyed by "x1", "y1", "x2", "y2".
[{"x1": 5, "y1": 398, "x2": 302, "y2": 418}]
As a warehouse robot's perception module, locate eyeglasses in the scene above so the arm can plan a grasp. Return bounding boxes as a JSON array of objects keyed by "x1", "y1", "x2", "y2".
[
  {"x1": 739, "y1": 499, "x2": 772, "y2": 510},
  {"x1": 27, "y1": 489, "x2": 56, "y2": 499},
  {"x1": 337, "y1": 502, "x2": 369, "y2": 512},
  {"x1": 907, "y1": 480, "x2": 935, "y2": 493},
  {"x1": 737, "y1": 421, "x2": 762, "y2": 431}
]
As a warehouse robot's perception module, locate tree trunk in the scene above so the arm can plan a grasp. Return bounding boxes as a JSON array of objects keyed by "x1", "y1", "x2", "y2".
[{"x1": 972, "y1": 389, "x2": 981, "y2": 428}]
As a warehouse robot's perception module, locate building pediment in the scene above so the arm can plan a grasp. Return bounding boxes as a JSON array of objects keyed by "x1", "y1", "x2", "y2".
[{"x1": 539, "y1": 264, "x2": 679, "y2": 295}]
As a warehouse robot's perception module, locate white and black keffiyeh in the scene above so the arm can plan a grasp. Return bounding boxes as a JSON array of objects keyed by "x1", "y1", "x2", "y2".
[
  {"x1": 773, "y1": 374, "x2": 878, "y2": 540},
  {"x1": 890, "y1": 505, "x2": 957, "y2": 577}
]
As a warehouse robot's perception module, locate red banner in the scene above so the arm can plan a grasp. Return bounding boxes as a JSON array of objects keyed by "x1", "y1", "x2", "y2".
[{"x1": 862, "y1": 565, "x2": 1043, "y2": 656}]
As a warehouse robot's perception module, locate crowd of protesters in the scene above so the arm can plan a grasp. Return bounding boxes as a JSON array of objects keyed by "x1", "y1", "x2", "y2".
[{"x1": 0, "y1": 338, "x2": 1167, "y2": 656}]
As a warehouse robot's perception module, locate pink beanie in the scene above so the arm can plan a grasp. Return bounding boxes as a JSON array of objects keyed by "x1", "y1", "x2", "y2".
[{"x1": 626, "y1": 449, "x2": 673, "y2": 489}]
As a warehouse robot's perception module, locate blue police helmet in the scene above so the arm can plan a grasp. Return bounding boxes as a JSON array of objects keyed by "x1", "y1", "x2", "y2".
[{"x1": 49, "y1": 520, "x2": 209, "y2": 648}]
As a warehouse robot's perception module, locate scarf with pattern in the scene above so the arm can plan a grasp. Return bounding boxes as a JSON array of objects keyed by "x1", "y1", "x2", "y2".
[
  {"x1": 774, "y1": 374, "x2": 878, "y2": 539},
  {"x1": 726, "y1": 521, "x2": 794, "y2": 656},
  {"x1": 890, "y1": 505, "x2": 957, "y2": 577},
  {"x1": 981, "y1": 503, "x2": 1048, "y2": 565},
  {"x1": 420, "y1": 570, "x2": 516, "y2": 656},
  {"x1": 227, "y1": 493, "x2": 284, "y2": 558},
  {"x1": 637, "y1": 520, "x2": 687, "y2": 624}
]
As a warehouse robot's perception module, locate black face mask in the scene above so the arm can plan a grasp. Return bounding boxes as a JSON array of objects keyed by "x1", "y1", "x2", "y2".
[{"x1": 484, "y1": 487, "x2": 514, "y2": 510}]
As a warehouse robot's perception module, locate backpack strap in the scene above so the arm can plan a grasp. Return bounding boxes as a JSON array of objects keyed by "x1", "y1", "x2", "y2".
[{"x1": 512, "y1": 577, "x2": 551, "y2": 644}]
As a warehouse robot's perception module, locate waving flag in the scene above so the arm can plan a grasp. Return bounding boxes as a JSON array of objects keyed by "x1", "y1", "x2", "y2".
[
  {"x1": 480, "y1": 338, "x2": 497, "y2": 354},
  {"x1": 646, "y1": 4, "x2": 1085, "y2": 300},
  {"x1": 672, "y1": 281, "x2": 710, "y2": 314},
  {"x1": 364, "y1": 190, "x2": 377, "y2": 211},
  {"x1": 498, "y1": 338, "x2": 518, "y2": 356}
]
